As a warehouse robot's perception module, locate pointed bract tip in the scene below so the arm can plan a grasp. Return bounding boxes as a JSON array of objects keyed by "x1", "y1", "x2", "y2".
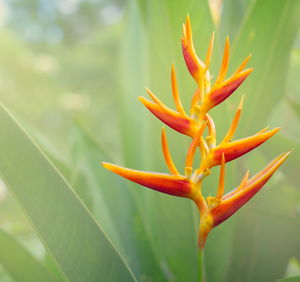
[
  {"x1": 236, "y1": 170, "x2": 250, "y2": 192},
  {"x1": 138, "y1": 95, "x2": 146, "y2": 103},
  {"x1": 186, "y1": 13, "x2": 190, "y2": 23},
  {"x1": 226, "y1": 35, "x2": 230, "y2": 45},
  {"x1": 282, "y1": 150, "x2": 292, "y2": 159},
  {"x1": 245, "y1": 67, "x2": 254, "y2": 74},
  {"x1": 171, "y1": 63, "x2": 175, "y2": 71},
  {"x1": 144, "y1": 88, "x2": 164, "y2": 106},
  {"x1": 102, "y1": 162, "x2": 116, "y2": 171},
  {"x1": 239, "y1": 95, "x2": 245, "y2": 110},
  {"x1": 272, "y1": 127, "x2": 281, "y2": 134},
  {"x1": 185, "y1": 14, "x2": 192, "y2": 38}
]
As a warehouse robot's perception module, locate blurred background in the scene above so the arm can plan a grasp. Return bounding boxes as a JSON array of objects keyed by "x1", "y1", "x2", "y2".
[{"x1": 0, "y1": 0, "x2": 299, "y2": 281}]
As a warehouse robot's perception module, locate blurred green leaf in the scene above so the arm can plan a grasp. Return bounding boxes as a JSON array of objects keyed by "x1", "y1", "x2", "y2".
[
  {"x1": 220, "y1": 0, "x2": 253, "y2": 41},
  {"x1": 25, "y1": 122, "x2": 165, "y2": 281},
  {"x1": 0, "y1": 229, "x2": 60, "y2": 282},
  {"x1": 287, "y1": 98, "x2": 300, "y2": 121},
  {"x1": 0, "y1": 104, "x2": 136, "y2": 282},
  {"x1": 230, "y1": 0, "x2": 300, "y2": 133},
  {"x1": 70, "y1": 124, "x2": 165, "y2": 281}
]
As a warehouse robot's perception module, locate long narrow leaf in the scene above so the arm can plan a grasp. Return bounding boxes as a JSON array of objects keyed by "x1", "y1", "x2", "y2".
[{"x1": 0, "y1": 104, "x2": 136, "y2": 282}]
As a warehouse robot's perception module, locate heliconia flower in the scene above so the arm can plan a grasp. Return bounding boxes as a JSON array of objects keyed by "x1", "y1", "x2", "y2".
[
  {"x1": 102, "y1": 15, "x2": 290, "y2": 250},
  {"x1": 140, "y1": 15, "x2": 253, "y2": 138}
]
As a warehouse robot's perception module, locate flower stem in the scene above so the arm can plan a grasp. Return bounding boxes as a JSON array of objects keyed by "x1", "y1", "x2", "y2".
[{"x1": 198, "y1": 247, "x2": 205, "y2": 282}]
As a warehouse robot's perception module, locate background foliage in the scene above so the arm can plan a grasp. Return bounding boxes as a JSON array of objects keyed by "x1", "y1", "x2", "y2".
[{"x1": 0, "y1": 0, "x2": 299, "y2": 281}]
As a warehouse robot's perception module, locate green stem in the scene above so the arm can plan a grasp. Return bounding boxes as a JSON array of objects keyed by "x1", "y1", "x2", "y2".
[{"x1": 198, "y1": 247, "x2": 205, "y2": 282}]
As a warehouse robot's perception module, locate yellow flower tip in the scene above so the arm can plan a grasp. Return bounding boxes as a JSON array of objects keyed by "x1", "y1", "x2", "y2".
[
  {"x1": 235, "y1": 53, "x2": 253, "y2": 74},
  {"x1": 205, "y1": 31, "x2": 215, "y2": 69},
  {"x1": 246, "y1": 150, "x2": 290, "y2": 187},
  {"x1": 222, "y1": 96, "x2": 244, "y2": 143},
  {"x1": 245, "y1": 67, "x2": 254, "y2": 75},
  {"x1": 256, "y1": 126, "x2": 270, "y2": 135},
  {"x1": 185, "y1": 14, "x2": 192, "y2": 40},
  {"x1": 145, "y1": 88, "x2": 163, "y2": 106},
  {"x1": 171, "y1": 64, "x2": 186, "y2": 115},
  {"x1": 223, "y1": 169, "x2": 250, "y2": 200},
  {"x1": 236, "y1": 170, "x2": 250, "y2": 192},
  {"x1": 161, "y1": 127, "x2": 180, "y2": 175},
  {"x1": 216, "y1": 153, "x2": 226, "y2": 199},
  {"x1": 270, "y1": 126, "x2": 281, "y2": 135},
  {"x1": 102, "y1": 161, "x2": 114, "y2": 171},
  {"x1": 139, "y1": 95, "x2": 156, "y2": 109},
  {"x1": 185, "y1": 121, "x2": 208, "y2": 168},
  {"x1": 216, "y1": 36, "x2": 230, "y2": 84},
  {"x1": 238, "y1": 94, "x2": 244, "y2": 110}
]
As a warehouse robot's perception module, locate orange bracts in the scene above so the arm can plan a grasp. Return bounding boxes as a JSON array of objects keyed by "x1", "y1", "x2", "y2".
[
  {"x1": 140, "y1": 15, "x2": 253, "y2": 136},
  {"x1": 102, "y1": 15, "x2": 290, "y2": 249}
]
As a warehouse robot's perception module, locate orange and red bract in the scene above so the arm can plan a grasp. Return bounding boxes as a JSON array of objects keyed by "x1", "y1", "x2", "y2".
[{"x1": 102, "y1": 15, "x2": 290, "y2": 249}]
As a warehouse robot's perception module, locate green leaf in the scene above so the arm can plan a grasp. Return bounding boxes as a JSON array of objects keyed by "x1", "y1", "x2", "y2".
[
  {"x1": 230, "y1": 0, "x2": 300, "y2": 133},
  {"x1": 220, "y1": 0, "x2": 254, "y2": 42},
  {"x1": 287, "y1": 98, "x2": 300, "y2": 121},
  {"x1": 70, "y1": 124, "x2": 165, "y2": 281},
  {"x1": 0, "y1": 103, "x2": 136, "y2": 282},
  {"x1": 0, "y1": 229, "x2": 60, "y2": 282}
]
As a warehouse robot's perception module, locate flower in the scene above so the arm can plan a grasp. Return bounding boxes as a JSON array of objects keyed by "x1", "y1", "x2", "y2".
[
  {"x1": 139, "y1": 15, "x2": 253, "y2": 136},
  {"x1": 102, "y1": 15, "x2": 290, "y2": 249}
]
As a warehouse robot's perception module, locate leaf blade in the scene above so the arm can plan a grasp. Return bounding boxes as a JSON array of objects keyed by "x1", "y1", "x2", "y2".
[
  {"x1": 0, "y1": 229, "x2": 60, "y2": 282},
  {"x1": 0, "y1": 104, "x2": 136, "y2": 282}
]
